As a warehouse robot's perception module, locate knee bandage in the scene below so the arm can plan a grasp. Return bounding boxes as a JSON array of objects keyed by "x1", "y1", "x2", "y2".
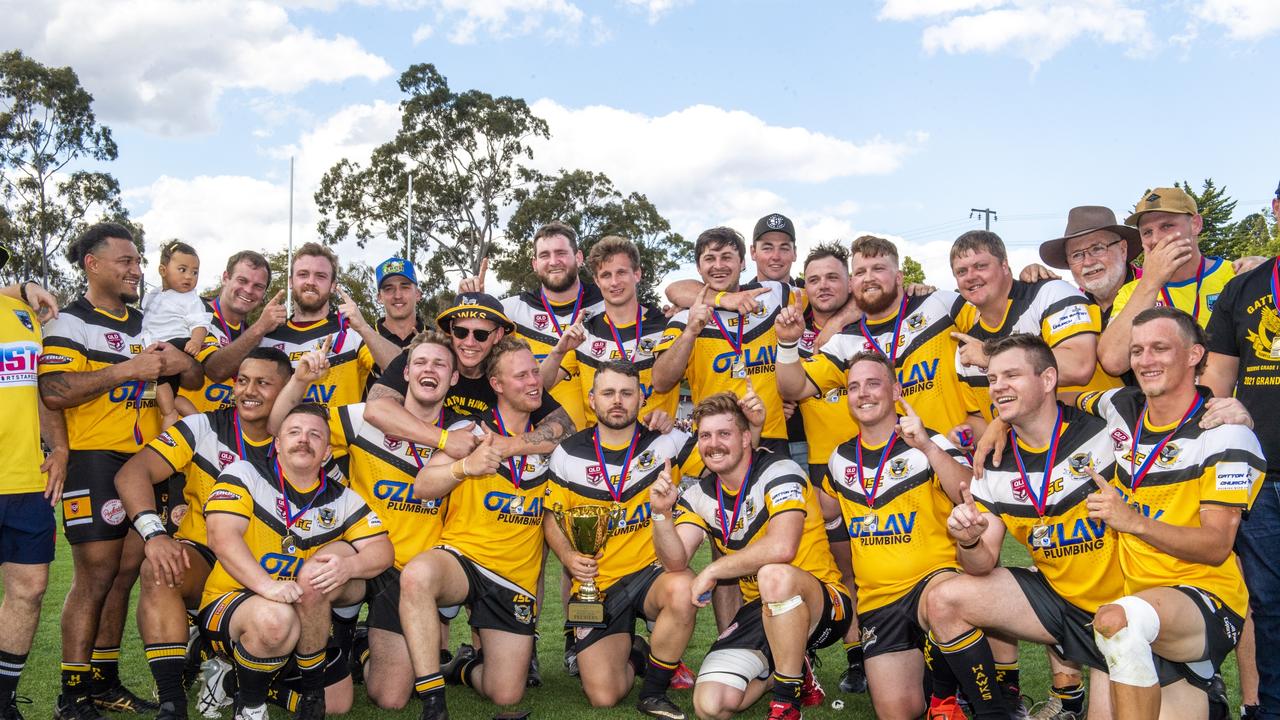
[
  {"x1": 1093, "y1": 595, "x2": 1160, "y2": 687},
  {"x1": 766, "y1": 595, "x2": 804, "y2": 616}
]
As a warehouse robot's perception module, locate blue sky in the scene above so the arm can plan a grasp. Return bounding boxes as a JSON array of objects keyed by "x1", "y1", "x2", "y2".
[{"x1": 4, "y1": 0, "x2": 1278, "y2": 293}]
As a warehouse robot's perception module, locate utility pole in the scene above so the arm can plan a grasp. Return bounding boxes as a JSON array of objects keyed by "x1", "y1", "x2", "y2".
[{"x1": 970, "y1": 208, "x2": 997, "y2": 230}]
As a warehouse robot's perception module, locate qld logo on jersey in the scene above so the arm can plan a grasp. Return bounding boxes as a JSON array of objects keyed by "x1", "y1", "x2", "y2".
[
  {"x1": 104, "y1": 332, "x2": 124, "y2": 352},
  {"x1": 1011, "y1": 475, "x2": 1064, "y2": 502},
  {"x1": 0, "y1": 342, "x2": 39, "y2": 385}
]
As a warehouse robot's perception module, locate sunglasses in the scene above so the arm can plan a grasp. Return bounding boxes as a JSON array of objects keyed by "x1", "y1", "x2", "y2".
[{"x1": 450, "y1": 325, "x2": 493, "y2": 342}]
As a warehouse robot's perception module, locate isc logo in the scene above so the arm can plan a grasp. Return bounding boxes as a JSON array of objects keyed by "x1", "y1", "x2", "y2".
[{"x1": 260, "y1": 553, "x2": 304, "y2": 578}]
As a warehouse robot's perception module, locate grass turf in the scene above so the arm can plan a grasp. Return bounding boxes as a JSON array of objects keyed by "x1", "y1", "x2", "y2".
[{"x1": 8, "y1": 535, "x2": 1241, "y2": 718}]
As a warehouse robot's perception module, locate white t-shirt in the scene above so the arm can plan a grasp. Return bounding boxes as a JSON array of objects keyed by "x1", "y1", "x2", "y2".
[{"x1": 141, "y1": 288, "x2": 212, "y2": 342}]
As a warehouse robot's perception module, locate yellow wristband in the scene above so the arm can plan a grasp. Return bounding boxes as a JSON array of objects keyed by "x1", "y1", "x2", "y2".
[
  {"x1": 714, "y1": 291, "x2": 727, "y2": 307},
  {"x1": 436, "y1": 429, "x2": 450, "y2": 451}
]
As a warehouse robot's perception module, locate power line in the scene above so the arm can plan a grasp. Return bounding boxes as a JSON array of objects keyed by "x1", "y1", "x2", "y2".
[{"x1": 970, "y1": 208, "x2": 997, "y2": 230}]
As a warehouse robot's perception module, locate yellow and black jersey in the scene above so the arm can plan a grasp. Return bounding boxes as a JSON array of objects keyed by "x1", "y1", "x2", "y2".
[
  {"x1": 40, "y1": 296, "x2": 161, "y2": 452},
  {"x1": 1112, "y1": 256, "x2": 1234, "y2": 330},
  {"x1": 200, "y1": 458, "x2": 386, "y2": 607},
  {"x1": 821, "y1": 428, "x2": 965, "y2": 612},
  {"x1": 180, "y1": 299, "x2": 242, "y2": 413},
  {"x1": 971, "y1": 405, "x2": 1122, "y2": 613},
  {"x1": 0, "y1": 295, "x2": 45, "y2": 495},
  {"x1": 503, "y1": 285, "x2": 606, "y2": 432},
  {"x1": 802, "y1": 291, "x2": 976, "y2": 442},
  {"x1": 260, "y1": 312, "x2": 375, "y2": 407},
  {"x1": 148, "y1": 409, "x2": 274, "y2": 545},
  {"x1": 655, "y1": 281, "x2": 794, "y2": 441},
  {"x1": 1076, "y1": 387, "x2": 1266, "y2": 617},
  {"x1": 954, "y1": 280, "x2": 1100, "y2": 420},
  {"x1": 574, "y1": 304, "x2": 679, "y2": 423},
  {"x1": 437, "y1": 415, "x2": 552, "y2": 594},
  {"x1": 795, "y1": 315, "x2": 858, "y2": 465},
  {"x1": 328, "y1": 403, "x2": 462, "y2": 570},
  {"x1": 674, "y1": 449, "x2": 843, "y2": 602},
  {"x1": 546, "y1": 426, "x2": 693, "y2": 594}
]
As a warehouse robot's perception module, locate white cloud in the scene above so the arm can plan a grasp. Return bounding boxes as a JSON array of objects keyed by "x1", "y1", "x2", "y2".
[
  {"x1": 415, "y1": 0, "x2": 589, "y2": 44},
  {"x1": 1194, "y1": 0, "x2": 1280, "y2": 39},
  {"x1": 1, "y1": 0, "x2": 392, "y2": 135},
  {"x1": 879, "y1": 0, "x2": 1152, "y2": 64},
  {"x1": 619, "y1": 0, "x2": 690, "y2": 23}
]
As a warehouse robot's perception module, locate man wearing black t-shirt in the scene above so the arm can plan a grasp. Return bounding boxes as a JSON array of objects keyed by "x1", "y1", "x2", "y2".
[{"x1": 1203, "y1": 184, "x2": 1280, "y2": 720}]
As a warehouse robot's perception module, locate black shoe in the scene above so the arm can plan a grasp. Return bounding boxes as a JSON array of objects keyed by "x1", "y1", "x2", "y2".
[
  {"x1": 1243, "y1": 705, "x2": 1260, "y2": 720},
  {"x1": 350, "y1": 625, "x2": 370, "y2": 686},
  {"x1": 53, "y1": 696, "x2": 105, "y2": 720},
  {"x1": 439, "y1": 648, "x2": 453, "y2": 666},
  {"x1": 154, "y1": 701, "x2": 188, "y2": 720},
  {"x1": 91, "y1": 683, "x2": 159, "y2": 714},
  {"x1": 525, "y1": 653, "x2": 541, "y2": 688},
  {"x1": 0, "y1": 695, "x2": 29, "y2": 720},
  {"x1": 636, "y1": 694, "x2": 686, "y2": 719},
  {"x1": 1208, "y1": 674, "x2": 1229, "y2": 720},
  {"x1": 419, "y1": 693, "x2": 448, "y2": 720},
  {"x1": 563, "y1": 647, "x2": 579, "y2": 678},
  {"x1": 838, "y1": 661, "x2": 867, "y2": 693},
  {"x1": 292, "y1": 692, "x2": 324, "y2": 720},
  {"x1": 442, "y1": 644, "x2": 476, "y2": 686}
]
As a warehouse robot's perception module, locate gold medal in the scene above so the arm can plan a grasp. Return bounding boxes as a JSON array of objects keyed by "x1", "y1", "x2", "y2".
[
  {"x1": 1029, "y1": 521, "x2": 1051, "y2": 548},
  {"x1": 861, "y1": 514, "x2": 878, "y2": 533},
  {"x1": 282, "y1": 534, "x2": 297, "y2": 554},
  {"x1": 1270, "y1": 335, "x2": 1280, "y2": 360},
  {"x1": 731, "y1": 355, "x2": 747, "y2": 379},
  {"x1": 509, "y1": 495, "x2": 524, "y2": 516}
]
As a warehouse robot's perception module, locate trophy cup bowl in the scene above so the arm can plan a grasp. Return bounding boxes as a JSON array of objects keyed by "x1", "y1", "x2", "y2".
[{"x1": 549, "y1": 503, "x2": 625, "y2": 627}]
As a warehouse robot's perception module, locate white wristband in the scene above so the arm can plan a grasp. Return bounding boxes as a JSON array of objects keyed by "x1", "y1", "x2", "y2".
[
  {"x1": 132, "y1": 511, "x2": 168, "y2": 541},
  {"x1": 651, "y1": 513, "x2": 668, "y2": 522},
  {"x1": 776, "y1": 343, "x2": 800, "y2": 364}
]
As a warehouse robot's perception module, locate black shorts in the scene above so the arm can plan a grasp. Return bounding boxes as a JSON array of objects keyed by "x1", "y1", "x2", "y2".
[
  {"x1": 365, "y1": 566, "x2": 458, "y2": 637},
  {"x1": 572, "y1": 564, "x2": 664, "y2": 653},
  {"x1": 439, "y1": 547, "x2": 538, "y2": 636},
  {"x1": 858, "y1": 568, "x2": 957, "y2": 659},
  {"x1": 1165, "y1": 585, "x2": 1245, "y2": 692},
  {"x1": 710, "y1": 582, "x2": 853, "y2": 659},
  {"x1": 0, "y1": 492, "x2": 55, "y2": 564},
  {"x1": 63, "y1": 450, "x2": 167, "y2": 544},
  {"x1": 1008, "y1": 567, "x2": 1107, "y2": 670},
  {"x1": 177, "y1": 538, "x2": 217, "y2": 569},
  {"x1": 198, "y1": 590, "x2": 254, "y2": 660}
]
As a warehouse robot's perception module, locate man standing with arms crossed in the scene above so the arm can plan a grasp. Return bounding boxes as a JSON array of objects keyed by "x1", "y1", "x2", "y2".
[{"x1": 41, "y1": 223, "x2": 203, "y2": 720}]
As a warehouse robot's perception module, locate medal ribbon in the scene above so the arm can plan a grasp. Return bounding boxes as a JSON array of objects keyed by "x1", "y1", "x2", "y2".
[
  {"x1": 492, "y1": 409, "x2": 532, "y2": 489},
  {"x1": 539, "y1": 284, "x2": 584, "y2": 336},
  {"x1": 1008, "y1": 405, "x2": 1064, "y2": 518},
  {"x1": 853, "y1": 435, "x2": 898, "y2": 509},
  {"x1": 1160, "y1": 257, "x2": 1206, "y2": 322},
  {"x1": 709, "y1": 308, "x2": 744, "y2": 363},
  {"x1": 232, "y1": 409, "x2": 248, "y2": 460},
  {"x1": 715, "y1": 454, "x2": 756, "y2": 542},
  {"x1": 406, "y1": 414, "x2": 446, "y2": 470},
  {"x1": 592, "y1": 425, "x2": 641, "y2": 503},
  {"x1": 330, "y1": 312, "x2": 350, "y2": 354},
  {"x1": 132, "y1": 381, "x2": 146, "y2": 445},
  {"x1": 1128, "y1": 394, "x2": 1204, "y2": 491},
  {"x1": 605, "y1": 305, "x2": 643, "y2": 361},
  {"x1": 210, "y1": 297, "x2": 240, "y2": 343},
  {"x1": 271, "y1": 451, "x2": 327, "y2": 531},
  {"x1": 858, "y1": 294, "x2": 909, "y2": 365}
]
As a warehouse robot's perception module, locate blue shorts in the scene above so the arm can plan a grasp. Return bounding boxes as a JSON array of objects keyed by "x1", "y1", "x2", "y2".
[{"x1": 0, "y1": 492, "x2": 55, "y2": 564}]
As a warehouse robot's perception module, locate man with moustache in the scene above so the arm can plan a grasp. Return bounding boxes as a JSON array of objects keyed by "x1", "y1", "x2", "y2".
[
  {"x1": 115, "y1": 348, "x2": 299, "y2": 720},
  {"x1": 40, "y1": 223, "x2": 203, "y2": 719},
  {"x1": 270, "y1": 331, "x2": 472, "y2": 710},
  {"x1": 1021, "y1": 207, "x2": 1142, "y2": 325},
  {"x1": 400, "y1": 337, "x2": 553, "y2": 719},
  {"x1": 653, "y1": 393, "x2": 849, "y2": 720},
  {"x1": 199, "y1": 404, "x2": 393, "y2": 720},
  {"x1": 821, "y1": 352, "x2": 973, "y2": 720},
  {"x1": 543, "y1": 361, "x2": 699, "y2": 718},
  {"x1": 928, "y1": 334, "x2": 1123, "y2": 720},
  {"x1": 1079, "y1": 307, "x2": 1265, "y2": 718},
  {"x1": 182, "y1": 251, "x2": 285, "y2": 413},
  {"x1": 260, "y1": 243, "x2": 400, "y2": 407}
]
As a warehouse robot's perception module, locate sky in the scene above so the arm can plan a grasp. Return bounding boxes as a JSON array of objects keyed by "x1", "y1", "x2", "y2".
[{"x1": 4, "y1": 0, "x2": 1279, "y2": 296}]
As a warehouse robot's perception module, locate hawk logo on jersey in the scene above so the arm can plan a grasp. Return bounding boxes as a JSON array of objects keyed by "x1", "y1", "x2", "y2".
[
  {"x1": 907, "y1": 313, "x2": 925, "y2": 331},
  {"x1": 590, "y1": 340, "x2": 607, "y2": 357},
  {"x1": 12, "y1": 309, "x2": 32, "y2": 331},
  {"x1": 318, "y1": 507, "x2": 337, "y2": 528},
  {"x1": 104, "y1": 332, "x2": 124, "y2": 352},
  {"x1": 218, "y1": 451, "x2": 235, "y2": 469},
  {"x1": 889, "y1": 457, "x2": 909, "y2": 478},
  {"x1": 534, "y1": 313, "x2": 549, "y2": 331},
  {"x1": 1068, "y1": 452, "x2": 1092, "y2": 477},
  {"x1": 383, "y1": 436, "x2": 403, "y2": 451},
  {"x1": 860, "y1": 626, "x2": 878, "y2": 649},
  {"x1": 637, "y1": 337, "x2": 656, "y2": 356},
  {"x1": 586, "y1": 464, "x2": 605, "y2": 485},
  {"x1": 1156, "y1": 443, "x2": 1181, "y2": 467},
  {"x1": 637, "y1": 450, "x2": 656, "y2": 469}
]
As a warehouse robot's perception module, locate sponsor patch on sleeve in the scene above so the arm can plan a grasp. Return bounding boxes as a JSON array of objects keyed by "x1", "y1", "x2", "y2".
[
  {"x1": 366, "y1": 510, "x2": 383, "y2": 528},
  {"x1": 38, "y1": 353, "x2": 72, "y2": 365},
  {"x1": 767, "y1": 482, "x2": 804, "y2": 506},
  {"x1": 207, "y1": 488, "x2": 242, "y2": 502},
  {"x1": 1048, "y1": 304, "x2": 1092, "y2": 332},
  {"x1": 1215, "y1": 462, "x2": 1252, "y2": 492}
]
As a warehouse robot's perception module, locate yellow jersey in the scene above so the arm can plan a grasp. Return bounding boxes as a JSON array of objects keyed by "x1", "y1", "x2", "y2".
[
  {"x1": 674, "y1": 449, "x2": 844, "y2": 602},
  {"x1": 1112, "y1": 256, "x2": 1234, "y2": 329},
  {"x1": 546, "y1": 426, "x2": 693, "y2": 594},
  {"x1": 573, "y1": 303, "x2": 680, "y2": 424},
  {"x1": 261, "y1": 312, "x2": 375, "y2": 407},
  {"x1": 822, "y1": 427, "x2": 965, "y2": 612},
  {"x1": 0, "y1": 296, "x2": 45, "y2": 494},
  {"x1": 40, "y1": 296, "x2": 162, "y2": 452},
  {"x1": 180, "y1": 299, "x2": 242, "y2": 413},
  {"x1": 201, "y1": 458, "x2": 386, "y2": 607}
]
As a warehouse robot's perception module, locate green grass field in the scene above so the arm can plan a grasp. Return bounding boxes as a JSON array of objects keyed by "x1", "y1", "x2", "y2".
[{"x1": 9, "y1": 536, "x2": 1242, "y2": 719}]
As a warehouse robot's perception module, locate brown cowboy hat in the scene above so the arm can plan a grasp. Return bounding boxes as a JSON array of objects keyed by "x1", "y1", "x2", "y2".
[{"x1": 1039, "y1": 206, "x2": 1140, "y2": 270}]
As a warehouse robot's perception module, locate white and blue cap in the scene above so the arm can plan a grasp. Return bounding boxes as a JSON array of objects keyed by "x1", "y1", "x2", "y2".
[{"x1": 376, "y1": 257, "x2": 417, "y2": 288}]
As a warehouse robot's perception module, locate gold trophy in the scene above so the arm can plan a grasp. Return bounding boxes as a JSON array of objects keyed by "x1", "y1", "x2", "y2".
[{"x1": 549, "y1": 503, "x2": 625, "y2": 627}]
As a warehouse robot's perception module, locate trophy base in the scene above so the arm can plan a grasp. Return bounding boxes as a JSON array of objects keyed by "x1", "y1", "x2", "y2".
[{"x1": 565, "y1": 599, "x2": 607, "y2": 628}]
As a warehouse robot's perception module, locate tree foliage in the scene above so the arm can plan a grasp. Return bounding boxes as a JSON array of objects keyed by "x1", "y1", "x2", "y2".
[
  {"x1": 493, "y1": 169, "x2": 692, "y2": 304},
  {"x1": 314, "y1": 63, "x2": 548, "y2": 293},
  {"x1": 0, "y1": 50, "x2": 125, "y2": 295},
  {"x1": 901, "y1": 255, "x2": 926, "y2": 285},
  {"x1": 1175, "y1": 178, "x2": 1237, "y2": 259}
]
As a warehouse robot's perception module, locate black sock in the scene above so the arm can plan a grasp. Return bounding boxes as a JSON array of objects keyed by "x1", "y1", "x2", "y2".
[
  {"x1": 922, "y1": 635, "x2": 958, "y2": 699},
  {"x1": 1052, "y1": 682, "x2": 1085, "y2": 714},
  {"x1": 231, "y1": 643, "x2": 288, "y2": 708},
  {"x1": 995, "y1": 661, "x2": 1020, "y2": 692},
  {"x1": 770, "y1": 671, "x2": 802, "y2": 706},
  {"x1": 144, "y1": 643, "x2": 187, "y2": 706},
  {"x1": 295, "y1": 649, "x2": 326, "y2": 696},
  {"x1": 0, "y1": 650, "x2": 28, "y2": 702},
  {"x1": 414, "y1": 673, "x2": 445, "y2": 700},
  {"x1": 90, "y1": 646, "x2": 121, "y2": 693},
  {"x1": 639, "y1": 654, "x2": 679, "y2": 699},
  {"x1": 931, "y1": 630, "x2": 1009, "y2": 720},
  {"x1": 265, "y1": 685, "x2": 299, "y2": 712},
  {"x1": 60, "y1": 662, "x2": 91, "y2": 701},
  {"x1": 629, "y1": 642, "x2": 648, "y2": 677},
  {"x1": 843, "y1": 640, "x2": 864, "y2": 667},
  {"x1": 563, "y1": 627, "x2": 574, "y2": 653}
]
